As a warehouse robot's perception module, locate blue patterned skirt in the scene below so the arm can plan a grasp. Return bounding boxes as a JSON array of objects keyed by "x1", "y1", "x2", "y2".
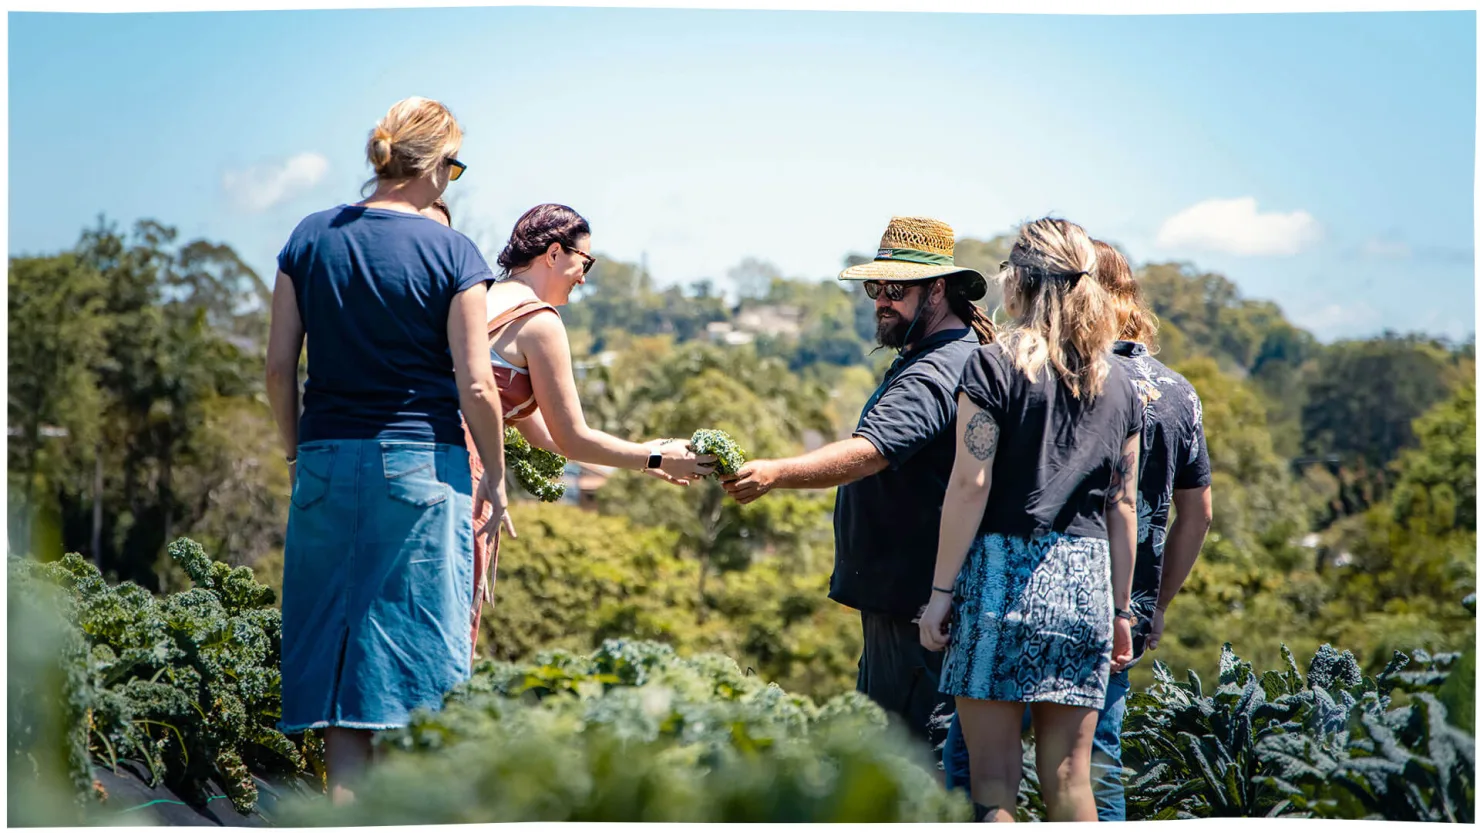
[{"x1": 939, "y1": 532, "x2": 1112, "y2": 709}]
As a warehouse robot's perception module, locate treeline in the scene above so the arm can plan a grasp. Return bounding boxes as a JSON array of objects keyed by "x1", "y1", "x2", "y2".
[{"x1": 7, "y1": 216, "x2": 1475, "y2": 697}]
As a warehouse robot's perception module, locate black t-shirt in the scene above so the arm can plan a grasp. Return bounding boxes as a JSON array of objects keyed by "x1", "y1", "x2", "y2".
[
  {"x1": 1113, "y1": 341, "x2": 1213, "y2": 660},
  {"x1": 957, "y1": 343, "x2": 1144, "y2": 540},
  {"x1": 830, "y1": 328, "x2": 979, "y2": 618}
]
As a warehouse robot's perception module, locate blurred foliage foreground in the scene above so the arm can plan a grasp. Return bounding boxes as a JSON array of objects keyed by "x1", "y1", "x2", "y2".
[{"x1": 8, "y1": 538, "x2": 1476, "y2": 825}]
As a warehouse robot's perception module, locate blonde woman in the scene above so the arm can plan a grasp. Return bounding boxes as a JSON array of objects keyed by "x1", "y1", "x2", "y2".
[
  {"x1": 266, "y1": 97, "x2": 505, "y2": 802},
  {"x1": 918, "y1": 218, "x2": 1140, "y2": 822}
]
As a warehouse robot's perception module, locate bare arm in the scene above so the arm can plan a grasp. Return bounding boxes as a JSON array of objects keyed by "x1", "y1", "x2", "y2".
[
  {"x1": 515, "y1": 408, "x2": 562, "y2": 455},
  {"x1": 720, "y1": 436, "x2": 886, "y2": 503},
  {"x1": 448, "y1": 284, "x2": 506, "y2": 518},
  {"x1": 918, "y1": 395, "x2": 997, "y2": 650},
  {"x1": 930, "y1": 397, "x2": 998, "y2": 593},
  {"x1": 1105, "y1": 432, "x2": 1140, "y2": 615},
  {"x1": 522, "y1": 313, "x2": 710, "y2": 479},
  {"x1": 1157, "y1": 486, "x2": 1212, "y2": 611},
  {"x1": 265, "y1": 270, "x2": 304, "y2": 463}
]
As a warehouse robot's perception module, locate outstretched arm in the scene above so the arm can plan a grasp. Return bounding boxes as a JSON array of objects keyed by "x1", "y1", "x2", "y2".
[
  {"x1": 719, "y1": 437, "x2": 886, "y2": 504},
  {"x1": 522, "y1": 312, "x2": 713, "y2": 481}
]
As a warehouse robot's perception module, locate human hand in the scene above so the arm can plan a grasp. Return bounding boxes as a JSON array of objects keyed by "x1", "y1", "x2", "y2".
[
  {"x1": 720, "y1": 460, "x2": 778, "y2": 505},
  {"x1": 647, "y1": 438, "x2": 717, "y2": 482},
  {"x1": 1111, "y1": 616, "x2": 1134, "y2": 672},
  {"x1": 918, "y1": 592, "x2": 954, "y2": 652},
  {"x1": 1146, "y1": 606, "x2": 1166, "y2": 651},
  {"x1": 474, "y1": 473, "x2": 513, "y2": 552}
]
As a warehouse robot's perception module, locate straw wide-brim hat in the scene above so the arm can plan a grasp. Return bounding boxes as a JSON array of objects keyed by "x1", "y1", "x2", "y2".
[{"x1": 838, "y1": 216, "x2": 987, "y2": 301}]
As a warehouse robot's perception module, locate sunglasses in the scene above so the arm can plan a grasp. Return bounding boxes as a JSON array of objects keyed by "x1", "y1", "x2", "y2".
[
  {"x1": 446, "y1": 157, "x2": 467, "y2": 182},
  {"x1": 563, "y1": 244, "x2": 597, "y2": 275},
  {"x1": 862, "y1": 280, "x2": 919, "y2": 302}
]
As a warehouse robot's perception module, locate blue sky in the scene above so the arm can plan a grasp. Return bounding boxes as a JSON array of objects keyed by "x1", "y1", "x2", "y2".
[{"x1": 9, "y1": 7, "x2": 1476, "y2": 341}]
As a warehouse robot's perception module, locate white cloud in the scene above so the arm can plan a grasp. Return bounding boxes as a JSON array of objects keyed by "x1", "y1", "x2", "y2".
[
  {"x1": 222, "y1": 152, "x2": 329, "y2": 213},
  {"x1": 1293, "y1": 301, "x2": 1382, "y2": 340},
  {"x1": 1154, "y1": 197, "x2": 1321, "y2": 257},
  {"x1": 1361, "y1": 238, "x2": 1411, "y2": 258}
]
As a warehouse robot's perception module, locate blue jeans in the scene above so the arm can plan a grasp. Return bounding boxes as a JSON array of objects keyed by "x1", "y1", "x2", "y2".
[{"x1": 942, "y1": 670, "x2": 1130, "y2": 821}]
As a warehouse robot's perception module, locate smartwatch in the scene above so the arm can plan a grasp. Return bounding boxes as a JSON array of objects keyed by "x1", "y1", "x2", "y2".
[{"x1": 646, "y1": 451, "x2": 663, "y2": 470}]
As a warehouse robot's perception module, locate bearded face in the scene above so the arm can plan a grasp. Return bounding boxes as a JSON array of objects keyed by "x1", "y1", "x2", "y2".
[{"x1": 874, "y1": 283, "x2": 934, "y2": 348}]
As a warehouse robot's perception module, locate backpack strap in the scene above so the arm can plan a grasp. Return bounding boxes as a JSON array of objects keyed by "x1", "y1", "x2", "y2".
[{"x1": 487, "y1": 297, "x2": 559, "y2": 338}]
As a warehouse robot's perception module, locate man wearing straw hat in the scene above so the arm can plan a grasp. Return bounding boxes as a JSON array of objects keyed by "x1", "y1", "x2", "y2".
[{"x1": 722, "y1": 216, "x2": 995, "y2": 752}]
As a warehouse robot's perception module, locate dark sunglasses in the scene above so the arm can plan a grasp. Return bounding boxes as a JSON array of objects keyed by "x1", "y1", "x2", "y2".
[
  {"x1": 446, "y1": 158, "x2": 467, "y2": 181},
  {"x1": 862, "y1": 280, "x2": 918, "y2": 302},
  {"x1": 563, "y1": 244, "x2": 597, "y2": 275}
]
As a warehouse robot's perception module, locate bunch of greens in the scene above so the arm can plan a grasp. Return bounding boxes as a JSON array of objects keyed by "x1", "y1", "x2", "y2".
[
  {"x1": 505, "y1": 426, "x2": 568, "y2": 502},
  {"x1": 690, "y1": 429, "x2": 747, "y2": 477}
]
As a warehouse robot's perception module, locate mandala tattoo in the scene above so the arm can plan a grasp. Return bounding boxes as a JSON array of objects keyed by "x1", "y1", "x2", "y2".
[{"x1": 965, "y1": 411, "x2": 1000, "y2": 461}]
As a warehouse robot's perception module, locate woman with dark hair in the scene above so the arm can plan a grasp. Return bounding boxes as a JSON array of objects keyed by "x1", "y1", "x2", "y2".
[
  {"x1": 463, "y1": 203, "x2": 716, "y2": 650},
  {"x1": 918, "y1": 217, "x2": 1141, "y2": 822}
]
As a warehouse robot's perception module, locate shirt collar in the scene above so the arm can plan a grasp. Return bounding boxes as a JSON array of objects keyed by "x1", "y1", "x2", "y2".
[
  {"x1": 901, "y1": 327, "x2": 973, "y2": 361},
  {"x1": 1114, "y1": 340, "x2": 1149, "y2": 358}
]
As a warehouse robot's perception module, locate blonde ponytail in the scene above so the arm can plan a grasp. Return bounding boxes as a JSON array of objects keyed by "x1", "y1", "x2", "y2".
[{"x1": 999, "y1": 218, "x2": 1118, "y2": 400}]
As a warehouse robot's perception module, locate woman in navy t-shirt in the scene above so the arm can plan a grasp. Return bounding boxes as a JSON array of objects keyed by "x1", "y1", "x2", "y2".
[
  {"x1": 264, "y1": 96, "x2": 506, "y2": 802},
  {"x1": 918, "y1": 217, "x2": 1141, "y2": 822}
]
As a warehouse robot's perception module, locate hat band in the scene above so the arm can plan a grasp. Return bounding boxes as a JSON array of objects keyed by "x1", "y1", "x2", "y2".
[{"x1": 875, "y1": 247, "x2": 954, "y2": 267}]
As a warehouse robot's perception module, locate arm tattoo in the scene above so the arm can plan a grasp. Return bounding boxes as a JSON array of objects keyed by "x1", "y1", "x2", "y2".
[
  {"x1": 964, "y1": 411, "x2": 1000, "y2": 461},
  {"x1": 1108, "y1": 452, "x2": 1136, "y2": 507}
]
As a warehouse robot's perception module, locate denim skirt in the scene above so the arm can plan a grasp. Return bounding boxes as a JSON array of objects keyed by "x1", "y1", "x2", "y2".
[{"x1": 278, "y1": 438, "x2": 475, "y2": 732}]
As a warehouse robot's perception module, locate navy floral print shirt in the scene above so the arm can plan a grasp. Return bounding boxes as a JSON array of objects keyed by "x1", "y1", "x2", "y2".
[{"x1": 1113, "y1": 340, "x2": 1213, "y2": 661}]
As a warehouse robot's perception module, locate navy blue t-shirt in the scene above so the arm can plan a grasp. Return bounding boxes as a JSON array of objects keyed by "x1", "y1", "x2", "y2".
[
  {"x1": 277, "y1": 205, "x2": 494, "y2": 447},
  {"x1": 830, "y1": 328, "x2": 979, "y2": 618}
]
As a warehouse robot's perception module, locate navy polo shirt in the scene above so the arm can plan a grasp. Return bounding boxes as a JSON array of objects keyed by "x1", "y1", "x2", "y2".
[{"x1": 830, "y1": 327, "x2": 979, "y2": 618}]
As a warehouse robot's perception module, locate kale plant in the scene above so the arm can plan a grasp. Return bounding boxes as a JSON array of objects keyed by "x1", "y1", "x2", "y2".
[
  {"x1": 505, "y1": 425, "x2": 567, "y2": 502},
  {"x1": 279, "y1": 639, "x2": 968, "y2": 824},
  {"x1": 691, "y1": 429, "x2": 747, "y2": 476},
  {"x1": 8, "y1": 539, "x2": 320, "y2": 815}
]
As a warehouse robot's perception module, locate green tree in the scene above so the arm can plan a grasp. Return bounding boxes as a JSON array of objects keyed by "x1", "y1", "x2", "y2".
[
  {"x1": 1318, "y1": 381, "x2": 1477, "y2": 666},
  {"x1": 1134, "y1": 357, "x2": 1320, "y2": 687},
  {"x1": 590, "y1": 342, "x2": 837, "y2": 610},
  {"x1": 483, "y1": 502, "x2": 859, "y2": 700},
  {"x1": 7, "y1": 253, "x2": 110, "y2": 558},
  {"x1": 1300, "y1": 334, "x2": 1457, "y2": 515}
]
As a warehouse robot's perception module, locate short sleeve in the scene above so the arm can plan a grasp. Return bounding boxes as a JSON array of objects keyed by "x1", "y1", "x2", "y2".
[
  {"x1": 276, "y1": 216, "x2": 310, "y2": 283},
  {"x1": 955, "y1": 346, "x2": 1009, "y2": 423},
  {"x1": 854, "y1": 370, "x2": 956, "y2": 469},
  {"x1": 450, "y1": 233, "x2": 494, "y2": 295},
  {"x1": 1175, "y1": 392, "x2": 1213, "y2": 490},
  {"x1": 1126, "y1": 387, "x2": 1145, "y2": 440}
]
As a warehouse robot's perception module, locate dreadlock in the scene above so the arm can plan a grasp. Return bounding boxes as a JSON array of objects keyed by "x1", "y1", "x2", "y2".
[{"x1": 946, "y1": 277, "x2": 997, "y2": 344}]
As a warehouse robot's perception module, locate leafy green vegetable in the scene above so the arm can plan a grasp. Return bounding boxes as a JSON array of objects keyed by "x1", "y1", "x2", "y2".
[
  {"x1": 505, "y1": 426, "x2": 567, "y2": 502},
  {"x1": 691, "y1": 429, "x2": 747, "y2": 476},
  {"x1": 8, "y1": 540, "x2": 320, "y2": 816},
  {"x1": 279, "y1": 640, "x2": 970, "y2": 824}
]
